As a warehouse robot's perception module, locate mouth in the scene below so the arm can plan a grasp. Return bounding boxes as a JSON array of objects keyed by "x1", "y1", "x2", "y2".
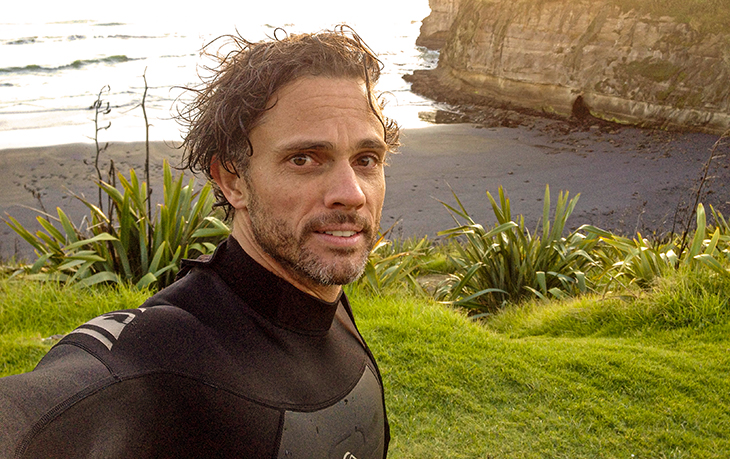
[
  {"x1": 305, "y1": 212, "x2": 372, "y2": 245},
  {"x1": 323, "y1": 230, "x2": 358, "y2": 237}
]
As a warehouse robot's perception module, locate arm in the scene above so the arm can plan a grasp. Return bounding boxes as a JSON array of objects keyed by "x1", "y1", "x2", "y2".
[{"x1": 0, "y1": 344, "x2": 115, "y2": 457}]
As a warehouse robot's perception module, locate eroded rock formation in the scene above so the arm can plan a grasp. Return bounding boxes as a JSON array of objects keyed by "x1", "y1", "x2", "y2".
[
  {"x1": 412, "y1": 0, "x2": 730, "y2": 134},
  {"x1": 416, "y1": 0, "x2": 460, "y2": 49}
]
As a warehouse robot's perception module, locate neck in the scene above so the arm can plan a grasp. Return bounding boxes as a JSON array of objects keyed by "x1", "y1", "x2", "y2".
[{"x1": 229, "y1": 225, "x2": 343, "y2": 303}]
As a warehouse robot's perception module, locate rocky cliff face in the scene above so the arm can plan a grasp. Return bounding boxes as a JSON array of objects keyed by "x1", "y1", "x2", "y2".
[
  {"x1": 416, "y1": 0, "x2": 460, "y2": 49},
  {"x1": 413, "y1": 0, "x2": 730, "y2": 134}
]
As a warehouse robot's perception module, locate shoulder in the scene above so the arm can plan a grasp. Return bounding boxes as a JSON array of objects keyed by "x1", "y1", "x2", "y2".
[
  {"x1": 141, "y1": 259, "x2": 233, "y2": 314},
  {"x1": 55, "y1": 304, "x2": 222, "y2": 379},
  {"x1": 0, "y1": 305, "x2": 225, "y2": 458}
]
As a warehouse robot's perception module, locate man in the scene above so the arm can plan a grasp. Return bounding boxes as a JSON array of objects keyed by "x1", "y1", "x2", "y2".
[{"x1": 0, "y1": 27, "x2": 398, "y2": 458}]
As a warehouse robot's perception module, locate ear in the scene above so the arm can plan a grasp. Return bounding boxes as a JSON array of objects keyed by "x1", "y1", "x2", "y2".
[{"x1": 210, "y1": 158, "x2": 249, "y2": 210}]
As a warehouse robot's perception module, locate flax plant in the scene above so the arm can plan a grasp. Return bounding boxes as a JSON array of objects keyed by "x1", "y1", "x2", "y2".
[
  {"x1": 435, "y1": 186, "x2": 605, "y2": 314},
  {"x1": 593, "y1": 203, "x2": 730, "y2": 291},
  {"x1": 355, "y1": 233, "x2": 430, "y2": 295},
  {"x1": 705, "y1": 204, "x2": 730, "y2": 271},
  {"x1": 5, "y1": 161, "x2": 229, "y2": 289}
]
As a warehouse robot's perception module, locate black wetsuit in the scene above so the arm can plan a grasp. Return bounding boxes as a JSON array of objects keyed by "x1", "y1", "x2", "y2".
[{"x1": 0, "y1": 237, "x2": 389, "y2": 458}]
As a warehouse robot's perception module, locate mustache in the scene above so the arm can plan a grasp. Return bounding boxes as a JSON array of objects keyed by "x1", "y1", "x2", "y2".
[{"x1": 302, "y1": 211, "x2": 373, "y2": 235}]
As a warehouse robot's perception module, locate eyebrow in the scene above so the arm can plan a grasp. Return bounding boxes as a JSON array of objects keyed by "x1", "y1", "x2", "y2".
[{"x1": 278, "y1": 138, "x2": 388, "y2": 154}]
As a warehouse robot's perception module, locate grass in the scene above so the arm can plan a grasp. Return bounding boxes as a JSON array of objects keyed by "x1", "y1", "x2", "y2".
[
  {"x1": 347, "y1": 271, "x2": 730, "y2": 458},
  {"x1": 485, "y1": 266, "x2": 730, "y2": 337},
  {"x1": 2, "y1": 268, "x2": 729, "y2": 457}
]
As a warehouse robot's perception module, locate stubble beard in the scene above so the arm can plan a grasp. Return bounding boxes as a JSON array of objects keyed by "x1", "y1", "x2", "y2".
[{"x1": 246, "y1": 189, "x2": 378, "y2": 287}]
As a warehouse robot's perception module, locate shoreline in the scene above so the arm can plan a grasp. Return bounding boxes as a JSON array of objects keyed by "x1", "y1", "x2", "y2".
[{"x1": 2, "y1": 122, "x2": 729, "y2": 261}]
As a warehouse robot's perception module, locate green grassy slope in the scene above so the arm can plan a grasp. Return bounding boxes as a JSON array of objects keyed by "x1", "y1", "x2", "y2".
[{"x1": 348, "y1": 274, "x2": 730, "y2": 458}]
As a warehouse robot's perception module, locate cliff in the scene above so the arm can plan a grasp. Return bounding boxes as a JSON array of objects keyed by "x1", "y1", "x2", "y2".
[
  {"x1": 416, "y1": 0, "x2": 460, "y2": 49},
  {"x1": 411, "y1": 0, "x2": 730, "y2": 134}
]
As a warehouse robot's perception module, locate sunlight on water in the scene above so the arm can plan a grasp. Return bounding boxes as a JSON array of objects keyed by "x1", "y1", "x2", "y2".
[{"x1": 1, "y1": 0, "x2": 438, "y2": 148}]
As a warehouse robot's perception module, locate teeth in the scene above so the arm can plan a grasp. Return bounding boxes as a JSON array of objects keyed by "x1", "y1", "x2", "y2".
[{"x1": 325, "y1": 230, "x2": 356, "y2": 237}]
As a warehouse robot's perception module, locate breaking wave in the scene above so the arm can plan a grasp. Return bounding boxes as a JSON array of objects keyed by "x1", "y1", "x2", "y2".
[{"x1": 0, "y1": 55, "x2": 138, "y2": 74}]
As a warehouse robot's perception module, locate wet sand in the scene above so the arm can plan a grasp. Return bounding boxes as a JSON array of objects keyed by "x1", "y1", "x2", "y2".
[{"x1": 1, "y1": 122, "x2": 728, "y2": 260}]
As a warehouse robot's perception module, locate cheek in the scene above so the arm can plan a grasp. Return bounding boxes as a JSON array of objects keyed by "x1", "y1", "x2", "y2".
[
  {"x1": 264, "y1": 188, "x2": 317, "y2": 229},
  {"x1": 367, "y1": 176, "x2": 386, "y2": 208},
  {"x1": 249, "y1": 168, "x2": 300, "y2": 210}
]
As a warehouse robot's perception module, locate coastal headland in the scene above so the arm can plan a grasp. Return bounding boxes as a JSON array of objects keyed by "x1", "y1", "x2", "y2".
[{"x1": 413, "y1": 0, "x2": 730, "y2": 135}]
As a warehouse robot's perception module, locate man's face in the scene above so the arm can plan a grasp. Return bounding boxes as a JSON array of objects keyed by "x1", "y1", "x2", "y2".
[{"x1": 235, "y1": 76, "x2": 387, "y2": 292}]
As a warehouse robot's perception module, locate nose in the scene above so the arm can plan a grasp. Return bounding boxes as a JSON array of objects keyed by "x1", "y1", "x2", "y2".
[{"x1": 324, "y1": 162, "x2": 366, "y2": 210}]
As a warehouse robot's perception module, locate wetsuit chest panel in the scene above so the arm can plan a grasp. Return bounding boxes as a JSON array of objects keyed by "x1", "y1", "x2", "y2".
[{"x1": 278, "y1": 366, "x2": 384, "y2": 459}]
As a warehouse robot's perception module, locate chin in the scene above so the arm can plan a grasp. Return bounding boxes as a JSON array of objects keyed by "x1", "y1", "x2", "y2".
[{"x1": 299, "y1": 253, "x2": 370, "y2": 287}]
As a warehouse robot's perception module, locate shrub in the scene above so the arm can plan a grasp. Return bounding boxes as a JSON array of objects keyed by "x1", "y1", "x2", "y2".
[
  {"x1": 593, "y1": 203, "x2": 730, "y2": 292},
  {"x1": 354, "y1": 233, "x2": 431, "y2": 295},
  {"x1": 5, "y1": 161, "x2": 229, "y2": 289},
  {"x1": 434, "y1": 185, "x2": 606, "y2": 315}
]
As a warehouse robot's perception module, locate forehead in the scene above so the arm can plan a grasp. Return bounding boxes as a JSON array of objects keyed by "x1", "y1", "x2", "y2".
[{"x1": 257, "y1": 76, "x2": 383, "y2": 132}]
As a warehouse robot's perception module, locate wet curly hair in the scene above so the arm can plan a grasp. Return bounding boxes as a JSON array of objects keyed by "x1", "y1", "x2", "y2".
[{"x1": 177, "y1": 26, "x2": 400, "y2": 218}]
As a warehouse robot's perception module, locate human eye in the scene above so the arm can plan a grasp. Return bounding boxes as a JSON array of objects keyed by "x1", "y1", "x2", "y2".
[
  {"x1": 355, "y1": 153, "x2": 382, "y2": 168},
  {"x1": 289, "y1": 154, "x2": 313, "y2": 166}
]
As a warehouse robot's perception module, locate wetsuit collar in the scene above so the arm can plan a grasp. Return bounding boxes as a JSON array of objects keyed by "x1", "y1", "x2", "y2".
[{"x1": 204, "y1": 236, "x2": 342, "y2": 335}]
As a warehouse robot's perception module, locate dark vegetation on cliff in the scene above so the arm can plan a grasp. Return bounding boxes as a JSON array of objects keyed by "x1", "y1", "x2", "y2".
[
  {"x1": 606, "y1": 0, "x2": 729, "y2": 34},
  {"x1": 514, "y1": 0, "x2": 729, "y2": 34}
]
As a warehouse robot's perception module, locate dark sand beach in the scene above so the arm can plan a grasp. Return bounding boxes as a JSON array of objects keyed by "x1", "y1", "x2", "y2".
[
  {"x1": 386, "y1": 122, "x2": 729, "y2": 240},
  {"x1": 1, "y1": 121, "x2": 729, "y2": 261}
]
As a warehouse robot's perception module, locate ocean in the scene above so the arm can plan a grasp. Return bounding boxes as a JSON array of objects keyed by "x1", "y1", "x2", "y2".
[{"x1": 0, "y1": 0, "x2": 438, "y2": 149}]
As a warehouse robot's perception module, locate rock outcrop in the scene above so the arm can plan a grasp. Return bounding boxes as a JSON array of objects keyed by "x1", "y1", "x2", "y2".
[
  {"x1": 416, "y1": 0, "x2": 460, "y2": 49},
  {"x1": 412, "y1": 0, "x2": 730, "y2": 134}
]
